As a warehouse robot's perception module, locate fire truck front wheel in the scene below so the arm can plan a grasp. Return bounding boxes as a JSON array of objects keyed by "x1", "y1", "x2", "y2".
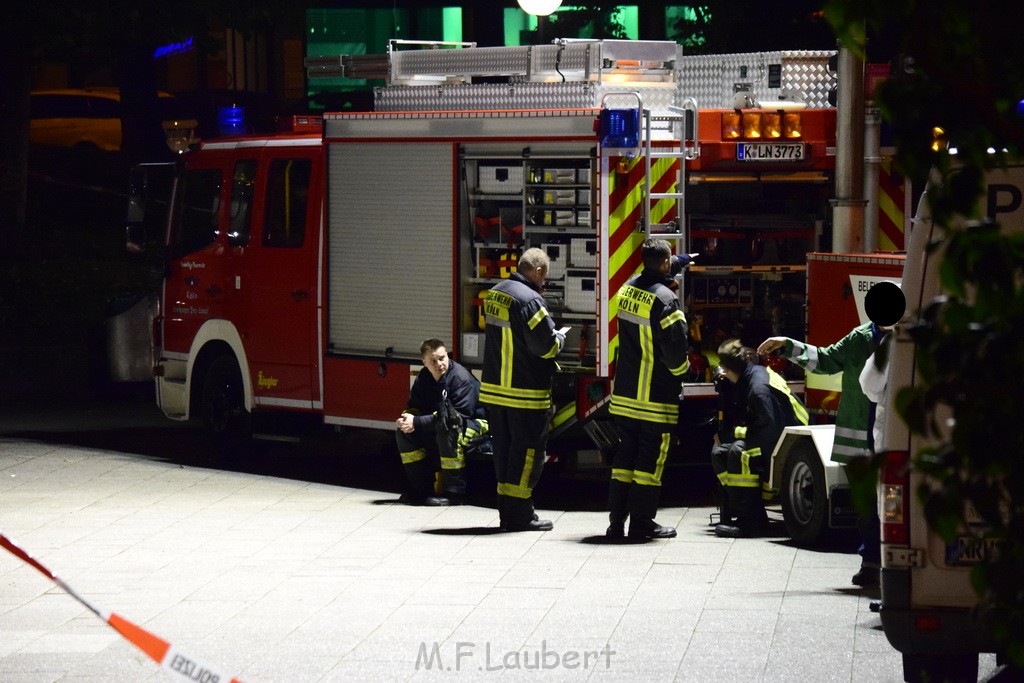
[
  {"x1": 780, "y1": 441, "x2": 828, "y2": 546},
  {"x1": 200, "y1": 355, "x2": 251, "y2": 453}
]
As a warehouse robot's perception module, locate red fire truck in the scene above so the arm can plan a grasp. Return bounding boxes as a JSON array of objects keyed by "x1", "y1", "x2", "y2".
[{"x1": 124, "y1": 39, "x2": 850, "y2": 518}]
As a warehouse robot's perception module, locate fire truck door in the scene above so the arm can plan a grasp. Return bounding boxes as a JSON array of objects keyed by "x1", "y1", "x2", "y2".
[
  {"x1": 163, "y1": 159, "x2": 232, "y2": 358},
  {"x1": 243, "y1": 148, "x2": 320, "y2": 408}
]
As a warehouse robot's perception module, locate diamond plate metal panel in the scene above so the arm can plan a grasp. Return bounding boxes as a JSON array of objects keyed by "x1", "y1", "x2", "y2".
[
  {"x1": 779, "y1": 51, "x2": 836, "y2": 109},
  {"x1": 390, "y1": 45, "x2": 530, "y2": 83},
  {"x1": 529, "y1": 43, "x2": 600, "y2": 80},
  {"x1": 599, "y1": 39, "x2": 681, "y2": 64},
  {"x1": 594, "y1": 85, "x2": 680, "y2": 118},
  {"x1": 375, "y1": 81, "x2": 687, "y2": 118},
  {"x1": 375, "y1": 81, "x2": 597, "y2": 112},
  {"x1": 679, "y1": 50, "x2": 835, "y2": 109},
  {"x1": 387, "y1": 40, "x2": 686, "y2": 87}
]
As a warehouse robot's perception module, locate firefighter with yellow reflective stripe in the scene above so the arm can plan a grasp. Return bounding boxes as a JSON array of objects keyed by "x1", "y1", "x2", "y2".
[
  {"x1": 480, "y1": 247, "x2": 566, "y2": 532},
  {"x1": 606, "y1": 239, "x2": 692, "y2": 541},
  {"x1": 396, "y1": 339, "x2": 488, "y2": 507},
  {"x1": 712, "y1": 339, "x2": 809, "y2": 538}
]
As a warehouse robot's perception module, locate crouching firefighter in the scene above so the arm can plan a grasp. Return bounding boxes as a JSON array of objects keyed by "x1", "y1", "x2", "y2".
[
  {"x1": 712, "y1": 338, "x2": 809, "y2": 538},
  {"x1": 396, "y1": 339, "x2": 488, "y2": 506}
]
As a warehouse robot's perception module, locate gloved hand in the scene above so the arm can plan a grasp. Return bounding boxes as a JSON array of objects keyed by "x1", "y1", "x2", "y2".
[{"x1": 436, "y1": 397, "x2": 464, "y2": 435}]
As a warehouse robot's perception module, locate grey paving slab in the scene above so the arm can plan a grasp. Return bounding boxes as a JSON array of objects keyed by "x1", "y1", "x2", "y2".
[{"x1": 0, "y1": 439, "x2": 1010, "y2": 682}]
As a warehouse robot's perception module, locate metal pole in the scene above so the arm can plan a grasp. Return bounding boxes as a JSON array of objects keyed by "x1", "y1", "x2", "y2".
[
  {"x1": 830, "y1": 44, "x2": 867, "y2": 253},
  {"x1": 863, "y1": 108, "x2": 881, "y2": 252}
]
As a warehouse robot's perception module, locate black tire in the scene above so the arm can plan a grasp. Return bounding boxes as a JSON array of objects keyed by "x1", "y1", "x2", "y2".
[
  {"x1": 780, "y1": 440, "x2": 828, "y2": 546},
  {"x1": 902, "y1": 652, "x2": 979, "y2": 682},
  {"x1": 200, "y1": 355, "x2": 251, "y2": 454}
]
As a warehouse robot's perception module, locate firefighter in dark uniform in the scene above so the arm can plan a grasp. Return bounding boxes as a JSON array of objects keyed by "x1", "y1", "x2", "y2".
[
  {"x1": 396, "y1": 339, "x2": 488, "y2": 506},
  {"x1": 712, "y1": 338, "x2": 809, "y2": 537},
  {"x1": 480, "y1": 247, "x2": 565, "y2": 531},
  {"x1": 607, "y1": 239, "x2": 692, "y2": 540}
]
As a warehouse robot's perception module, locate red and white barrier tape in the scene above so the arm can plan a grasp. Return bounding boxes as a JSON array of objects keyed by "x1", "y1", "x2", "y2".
[{"x1": 1, "y1": 531, "x2": 243, "y2": 683}]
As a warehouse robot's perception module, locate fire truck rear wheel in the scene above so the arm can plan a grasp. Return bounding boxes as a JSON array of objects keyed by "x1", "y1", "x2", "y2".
[
  {"x1": 780, "y1": 441, "x2": 827, "y2": 546},
  {"x1": 201, "y1": 355, "x2": 251, "y2": 453}
]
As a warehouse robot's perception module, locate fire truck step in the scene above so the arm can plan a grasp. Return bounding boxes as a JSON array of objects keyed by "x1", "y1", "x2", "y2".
[{"x1": 252, "y1": 432, "x2": 303, "y2": 443}]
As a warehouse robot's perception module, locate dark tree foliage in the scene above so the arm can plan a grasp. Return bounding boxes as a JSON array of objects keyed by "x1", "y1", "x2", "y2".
[
  {"x1": 668, "y1": 1, "x2": 836, "y2": 53},
  {"x1": 826, "y1": 0, "x2": 1024, "y2": 666},
  {"x1": 547, "y1": 4, "x2": 630, "y2": 40}
]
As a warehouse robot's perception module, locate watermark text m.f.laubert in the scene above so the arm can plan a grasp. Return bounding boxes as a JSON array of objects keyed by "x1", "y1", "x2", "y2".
[{"x1": 416, "y1": 640, "x2": 615, "y2": 672}]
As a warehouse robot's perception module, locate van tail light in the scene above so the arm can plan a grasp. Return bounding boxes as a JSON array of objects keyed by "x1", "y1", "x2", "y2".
[{"x1": 880, "y1": 450, "x2": 910, "y2": 545}]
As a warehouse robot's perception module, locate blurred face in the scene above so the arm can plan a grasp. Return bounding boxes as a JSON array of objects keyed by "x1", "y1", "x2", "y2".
[{"x1": 423, "y1": 346, "x2": 449, "y2": 381}]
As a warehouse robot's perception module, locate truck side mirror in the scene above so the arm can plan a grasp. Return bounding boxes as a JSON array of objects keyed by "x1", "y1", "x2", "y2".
[
  {"x1": 125, "y1": 165, "x2": 149, "y2": 253},
  {"x1": 124, "y1": 162, "x2": 176, "y2": 254}
]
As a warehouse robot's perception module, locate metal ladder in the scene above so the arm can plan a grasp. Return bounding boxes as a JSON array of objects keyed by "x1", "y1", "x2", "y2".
[
  {"x1": 609, "y1": 93, "x2": 700, "y2": 301},
  {"x1": 641, "y1": 98, "x2": 699, "y2": 246}
]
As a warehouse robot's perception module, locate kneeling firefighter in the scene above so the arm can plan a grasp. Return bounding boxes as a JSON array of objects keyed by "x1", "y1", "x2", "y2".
[
  {"x1": 712, "y1": 338, "x2": 809, "y2": 537},
  {"x1": 396, "y1": 339, "x2": 488, "y2": 506}
]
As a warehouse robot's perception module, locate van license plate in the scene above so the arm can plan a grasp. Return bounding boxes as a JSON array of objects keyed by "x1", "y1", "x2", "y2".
[
  {"x1": 945, "y1": 536, "x2": 1003, "y2": 565},
  {"x1": 737, "y1": 143, "x2": 805, "y2": 161}
]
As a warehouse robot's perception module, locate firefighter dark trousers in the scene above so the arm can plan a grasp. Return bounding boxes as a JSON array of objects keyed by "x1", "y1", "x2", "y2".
[
  {"x1": 711, "y1": 440, "x2": 769, "y2": 530},
  {"x1": 396, "y1": 417, "x2": 486, "y2": 499},
  {"x1": 487, "y1": 405, "x2": 548, "y2": 527},
  {"x1": 608, "y1": 415, "x2": 671, "y2": 535}
]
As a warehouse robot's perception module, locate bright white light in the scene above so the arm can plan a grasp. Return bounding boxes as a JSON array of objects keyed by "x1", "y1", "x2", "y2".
[{"x1": 517, "y1": 0, "x2": 562, "y2": 16}]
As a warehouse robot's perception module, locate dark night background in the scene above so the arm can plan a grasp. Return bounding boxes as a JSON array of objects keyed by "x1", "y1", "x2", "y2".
[{"x1": 0, "y1": 1, "x2": 842, "y2": 403}]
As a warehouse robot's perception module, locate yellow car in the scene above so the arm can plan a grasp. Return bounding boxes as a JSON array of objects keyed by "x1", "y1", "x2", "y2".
[{"x1": 30, "y1": 87, "x2": 199, "y2": 154}]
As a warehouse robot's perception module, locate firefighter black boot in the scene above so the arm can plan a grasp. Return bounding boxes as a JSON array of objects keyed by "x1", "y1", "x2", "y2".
[
  {"x1": 717, "y1": 484, "x2": 735, "y2": 527},
  {"x1": 627, "y1": 485, "x2": 676, "y2": 539},
  {"x1": 437, "y1": 466, "x2": 467, "y2": 506},
  {"x1": 715, "y1": 487, "x2": 767, "y2": 538},
  {"x1": 606, "y1": 479, "x2": 630, "y2": 539}
]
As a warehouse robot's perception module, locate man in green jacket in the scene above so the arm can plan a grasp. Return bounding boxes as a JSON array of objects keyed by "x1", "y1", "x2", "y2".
[{"x1": 757, "y1": 281, "x2": 905, "y2": 587}]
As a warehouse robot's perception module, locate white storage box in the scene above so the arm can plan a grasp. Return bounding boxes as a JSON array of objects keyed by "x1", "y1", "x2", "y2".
[
  {"x1": 542, "y1": 168, "x2": 576, "y2": 184},
  {"x1": 565, "y1": 270, "x2": 597, "y2": 313},
  {"x1": 479, "y1": 164, "x2": 524, "y2": 194},
  {"x1": 460, "y1": 332, "x2": 485, "y2": 363},
  {"x1": 541, "y1": 243, "x2": 567, "y2": 280},
  {"x1": 543, "y1": 188, "x2": 576, "y2": 205},
  {"x1": 554, "y1": 210, "x2": 574, "y2": 226},
  {"x1": 570, "y1": 238, "x2": 597, "y2": 267}
]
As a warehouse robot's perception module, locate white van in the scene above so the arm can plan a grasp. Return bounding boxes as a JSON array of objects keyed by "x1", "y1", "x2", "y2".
[{"x1": 877, "y1": 163, "x2": 1024, "y2": 681}]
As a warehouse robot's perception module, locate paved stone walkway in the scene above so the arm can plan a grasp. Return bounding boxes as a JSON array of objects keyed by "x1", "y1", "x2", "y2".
[{"x1": 0, "y1": 436, "x2": 1001, "y2": 682}]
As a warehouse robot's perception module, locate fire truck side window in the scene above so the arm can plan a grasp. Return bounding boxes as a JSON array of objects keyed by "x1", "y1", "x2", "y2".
[
  {"x1": 229, "y1": 159, "x2": 257, "y2": 247},
  {"x1": 263, "y1": 158, "x2": 310, "y2": 248},
  {"x1": 171, "y1": 168, "x2": 221, "y2": 257}
]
